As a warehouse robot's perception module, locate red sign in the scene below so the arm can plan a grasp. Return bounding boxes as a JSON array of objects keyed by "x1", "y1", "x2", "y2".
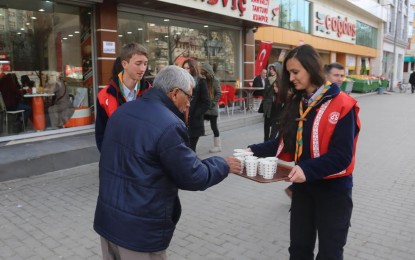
[{"x1": 255, "y1": 41, "x2": 272, "y2": 76}]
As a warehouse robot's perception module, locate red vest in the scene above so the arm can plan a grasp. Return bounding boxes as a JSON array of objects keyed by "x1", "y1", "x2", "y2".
[{"x1": 277, "y1": 92, "x2": 360, "y2": 179}]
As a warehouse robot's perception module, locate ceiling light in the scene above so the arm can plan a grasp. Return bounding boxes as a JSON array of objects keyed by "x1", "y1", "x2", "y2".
[
  {"x1": 155, "y1": 38, "x2": 159, "y2": 41},
  {"x1": 149, "y1": 23, "x2": 155, "y2": 26},
  {"x1": 31, "y1": 16, "x2": 37, "y2": 20},
  {"x1": 189, "y1": 29, "x2": 194, "y2": 31},
  {"x1": 146, "y1": 40, "x2": 150, "y2": 43},
  {"x1": 63, "y1": 37, "x2": 68, "y2": 40},
  {"x1": 26, "y1": 23, "x2": 30, "y2": 25},
  {"x1": 138, "y1": 28, "x2": 143, "y2": 31},
  {"x1": 127, "y1": 31, "x2": 132, "y2": 34},
  {"x1": 20, "y1": 28, "x2": 25, "y2": 30},
  {"x1": 164, "y1": 35, "x2": 169, "y2": 38},
  {"x1": 39, "y1": 9, "x2": 45, "y2": 12},
  {"x1": 118, "y1": 35, "x2": 123, "y2": 37},
  {"x1": 164, "y1": 19, "x2": 170, "y2": 22},
  {"x1": 17, "y1": 32, "x2": 21, "y2": 35},
  {"x1": 74, "y1": 31, "x2": 80, "y2": 34},
  {"x1": 68, "y1": 34, "x2": 73, "y2": 37},
  {"x1": 204, "y1": 25, "x2": 209, "y2": 28}
]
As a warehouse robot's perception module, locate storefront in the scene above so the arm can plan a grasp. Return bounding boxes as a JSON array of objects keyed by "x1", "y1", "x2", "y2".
[
  {"x1": 254, "y1": 0, "x2": 383, "y2": 77},
  {"x1": 0, "y1": 0, "x2": 98, "y2": 142},
  {"x1": 0, "y1": 0, "x2": 287, "y2": 142}
]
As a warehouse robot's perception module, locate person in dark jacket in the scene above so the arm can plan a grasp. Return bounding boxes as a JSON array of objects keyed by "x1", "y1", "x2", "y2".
[
  {"x1": 201, "y1": 62, "x2": 222, "y2": 153},
  {"x1": 95, "y1": 43, "x2": 151, "y2": 152},
  {"x1": 93, "y1": 65, "x2": 241, "y2": 260},
  {"x1": 182, "y1": 59, "x2": 210, "y2": 152},
  {"x1": 247, "y1": 45, "x2": 360, "y2": 259},
  {"x1": 409, "y1": 70, "x2": 415, "y2": 93},
  {"x1": 252, "y1": 68, "x2": 269, "y2": 97},
  {"x1": 262, "y1": 64, "x2": 283, "y2": 142}
]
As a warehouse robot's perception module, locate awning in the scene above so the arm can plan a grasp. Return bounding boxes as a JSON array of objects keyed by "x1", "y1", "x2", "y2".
[{"x1": 404, "y1": 56, "x2": 415, "y2": 62}]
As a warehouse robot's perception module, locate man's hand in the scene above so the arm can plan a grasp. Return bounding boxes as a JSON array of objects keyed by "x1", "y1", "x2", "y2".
[
  {"x1": 224, "y1": 157, "x2": 242, "y2": 174},
  {"x1": 288, "y1": 165, "x2": 306, "y2": 183}
]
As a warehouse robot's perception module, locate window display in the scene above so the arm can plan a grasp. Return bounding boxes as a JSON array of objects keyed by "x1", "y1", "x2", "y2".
[
  {"x1": 118, "y1": 12, "x2": 241, "y2": 84},
  {"x1": 0, "y1": 1, "x2": 93, "y2": 138}
]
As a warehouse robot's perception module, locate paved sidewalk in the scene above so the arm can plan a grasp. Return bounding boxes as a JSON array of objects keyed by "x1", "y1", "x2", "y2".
[{"x1": 1, "y1": 92, "x2": 415, "y2": 259}]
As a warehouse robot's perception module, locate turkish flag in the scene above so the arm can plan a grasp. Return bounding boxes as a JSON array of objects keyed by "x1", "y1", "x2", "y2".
[{"x1": 255, "y1": 41, "x2": 273, "y2": 76}]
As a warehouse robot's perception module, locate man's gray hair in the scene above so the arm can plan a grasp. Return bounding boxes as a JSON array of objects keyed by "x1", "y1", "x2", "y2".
[{"x1": 153, "y1": 65, "x2": 195, "y2": 94}]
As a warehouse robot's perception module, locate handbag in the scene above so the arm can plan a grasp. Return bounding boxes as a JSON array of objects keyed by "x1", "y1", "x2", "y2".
[{"x1": 258, "y1": 100, "x2": 264, "y2": 113}]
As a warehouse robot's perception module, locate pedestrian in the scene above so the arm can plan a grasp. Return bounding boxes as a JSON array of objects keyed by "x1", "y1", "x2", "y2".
[
  {"x1": 324, "y1": 62, "x2": 345, "y2": 87},
  {"x1": 262, "y1": 64, "x2": 283, "y2": 142},
  {"x1": 182, "y1": 59, "x2": 210, "y2": 152},
  {"x1": 409, "y1": 70, "x2": 415, "y2": 94},
  {"x1": 93, "y1": 65, "x2": 241, "y2": 260},
  {"x1": 284, "y1": 61, "x2": 347, "y2": 197},
  {"x1": 252, "y1": 68, "x2": 269, "y2": 97},
  {"x1": 247, "y1": 44, "x2": 361, "y2": 259},
  {"x1": 201, "y1": 62, "x2": 222, "y2": 153},
  {"x1": 95, "y1": 43, "x2": 151, "y2": 152}
]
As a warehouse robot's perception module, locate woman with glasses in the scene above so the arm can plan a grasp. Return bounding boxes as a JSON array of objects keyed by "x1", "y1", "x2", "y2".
[{"x1": 182, "y1": 59, "x2": 210, "y2": 152}]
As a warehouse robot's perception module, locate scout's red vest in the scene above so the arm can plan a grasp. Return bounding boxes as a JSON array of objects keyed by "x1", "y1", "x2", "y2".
[{"x1": 277, "y1": 92, "x2": 360, "y2": 179}]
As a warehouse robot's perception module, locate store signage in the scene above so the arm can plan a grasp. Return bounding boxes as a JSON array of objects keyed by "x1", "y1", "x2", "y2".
[
  {"x1": 312, "y1": 3, "x2": 357, "y2": 44},
  {"x1": 255, "y1": 41, "x2": 272, "y2": 76},
  {"x1": 103, "y1": 41, "x2": 116, "y2": 54},
  {"x1": 155, "y1": 0, "x2": 280, "y2": 26}
]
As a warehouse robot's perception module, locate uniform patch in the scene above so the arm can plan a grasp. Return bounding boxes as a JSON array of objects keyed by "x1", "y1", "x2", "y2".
[{"x1": 328, "y1": 112, "x2": 340, "y2": 124}]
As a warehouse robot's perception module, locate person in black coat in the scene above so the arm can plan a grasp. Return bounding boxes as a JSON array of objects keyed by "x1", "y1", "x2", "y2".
[
  {"x1": 409, "y1": 70, "x2": 415, "y2": 93},
  {"x1": 252, "y1": 68, "x2": 269, "y2": 97},
  {"x1": 182, "y1": 59, "x2": 210, "y2": 152}
]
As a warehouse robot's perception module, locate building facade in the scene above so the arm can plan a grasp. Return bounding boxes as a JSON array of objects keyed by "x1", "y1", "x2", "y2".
[
  {"x1": 0, "y1": 0, "x2": 268, "y2": 141},
  {"x1": 255, "y1": 0, "x2": 386, "y2": 77}
]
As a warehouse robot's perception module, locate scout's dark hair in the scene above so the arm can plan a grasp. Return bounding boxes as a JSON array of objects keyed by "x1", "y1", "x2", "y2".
[
  {"x1": 279, "y1": 44, "x2": 325, "y2": 153},
  {"x1": 324, "y1": 62, "x2": 344, "y2": 74}
]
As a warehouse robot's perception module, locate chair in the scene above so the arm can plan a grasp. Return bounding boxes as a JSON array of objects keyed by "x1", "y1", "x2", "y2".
[
  {"x1": 223, "y1": 85, "x2": 246, "y2": 116},
  {"x1": 217, "y1": 86, "x2": 230, "y2": 120},
  {"x1": 0, "y1": 92, "x2": 25, "y2": 134}
]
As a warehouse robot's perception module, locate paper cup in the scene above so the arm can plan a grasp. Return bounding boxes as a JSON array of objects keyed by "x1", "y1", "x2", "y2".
[
  {"x1": 262, "y1": 161, "x2": 276, "y2": 179},
  {"x1": 233, "y1": 152, "x2": 246, "y2": 157},
  {"x1": 245, "y1": 159, "x2": 258, "y2": 177},
  {"x1": 245, "y1": 155, "x2": 258, "y2": 161},
  {"x1": 265, "y1": 157, "x2": 278, "y2": 165},
  {"x1": 243, "y1": 151, "x2": 254, "y2": 157},
  {"x1": 257, "y1": 158, "x2": 268, "y2": 176}
]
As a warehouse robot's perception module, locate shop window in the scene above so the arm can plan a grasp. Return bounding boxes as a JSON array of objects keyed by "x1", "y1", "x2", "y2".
[
  {"x1": 117, "y1": 12, "x2": 241, "y2": 84},
  {"x1": 277, "y1": 0, "x2": 310, "y2": 33},
  {"x1": 356, "y1": 21, "x2": 378, "y2": 48},
  {"x1": 0, "y1": 1, "x2": 93, "y2": 138}
]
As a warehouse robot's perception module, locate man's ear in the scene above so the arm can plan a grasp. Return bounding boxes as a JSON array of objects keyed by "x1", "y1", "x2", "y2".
[{"x1": 121, "y1": 60, "x2": 128, "y2": 69}]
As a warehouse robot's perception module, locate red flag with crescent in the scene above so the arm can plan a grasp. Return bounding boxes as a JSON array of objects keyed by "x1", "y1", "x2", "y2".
[{"x1": 255, "y1": 41, "x2": 272, "y2": 76}]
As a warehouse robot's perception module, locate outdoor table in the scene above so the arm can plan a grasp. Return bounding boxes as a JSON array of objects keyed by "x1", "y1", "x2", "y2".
[
  {"x1": 236, "y1": 87, "x2": 264, "y2": 111},
  {"x1": 24, "y1": 93, "x2": 55, "y2": 131}
]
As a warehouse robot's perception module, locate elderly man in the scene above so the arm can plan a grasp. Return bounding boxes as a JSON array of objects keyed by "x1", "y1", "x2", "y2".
[{"x1": 94, "y1": 65, "x2": 241, "y2": 260}]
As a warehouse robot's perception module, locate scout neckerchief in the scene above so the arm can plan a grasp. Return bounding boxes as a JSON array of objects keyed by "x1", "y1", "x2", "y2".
[
  {"x1": 117, "y1": 71, "x2": 140, "y2": 101},
  {"x1": 294, "y1": 81, "x2": 331, "y2": 163}
]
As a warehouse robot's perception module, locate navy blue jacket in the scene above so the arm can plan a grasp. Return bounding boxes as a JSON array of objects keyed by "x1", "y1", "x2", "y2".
[{"x1": 93, "y1": 88, "x2": 229, "y2": 252}]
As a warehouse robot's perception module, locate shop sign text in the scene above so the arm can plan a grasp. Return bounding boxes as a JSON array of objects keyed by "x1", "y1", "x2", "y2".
[{"x1": 315, "y1": 12, "x2": 356, "y2": 38}]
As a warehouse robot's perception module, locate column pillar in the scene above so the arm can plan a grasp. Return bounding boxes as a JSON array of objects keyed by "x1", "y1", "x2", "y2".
[
  {"x1": 243, "y1": 28, "x2": 255, "y2": 87},
  {"x1": 95, "y1": 0, "x2": 118, "y2": 87}
]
